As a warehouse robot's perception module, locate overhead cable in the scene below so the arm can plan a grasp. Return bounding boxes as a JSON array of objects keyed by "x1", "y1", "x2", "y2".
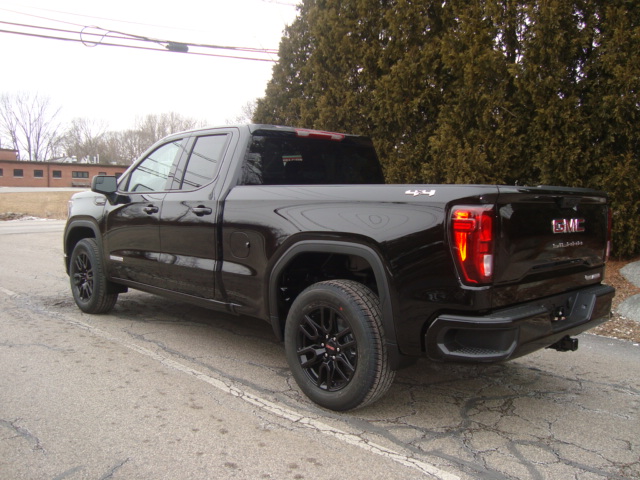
[
  {"x1": 0, "y1": 27, "x2": 277, "y2": 62},
  {"x1": 0, "y1": 20, "x2": 279, "y2": 62}
]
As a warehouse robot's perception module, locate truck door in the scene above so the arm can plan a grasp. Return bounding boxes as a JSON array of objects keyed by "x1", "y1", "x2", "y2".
[
  {"x1": 104, "y1": 138, "x2": 187, "y2": 286},
  {"x1": 157, "y1": 132, "x2": 233, "y2": 299}
]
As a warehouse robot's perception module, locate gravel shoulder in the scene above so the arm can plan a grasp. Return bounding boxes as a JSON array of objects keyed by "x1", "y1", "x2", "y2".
[{"x1": 595, "y1": 257, "x2": 640, "y2": 343}]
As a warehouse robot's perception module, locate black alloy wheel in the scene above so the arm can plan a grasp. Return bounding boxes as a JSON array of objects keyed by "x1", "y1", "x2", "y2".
[
  {"x1": 296, "y1": 301, "x2": 358, "y2": 392},
  {"x1": 69, "y1": 238, "x2": 118, "y2": 314},
  {"x1": 284, "y1": 279, "x2": 395, "y2": 411},
  {"x1": 73, "y1": 250, "x2": 94, "y2": 302}
]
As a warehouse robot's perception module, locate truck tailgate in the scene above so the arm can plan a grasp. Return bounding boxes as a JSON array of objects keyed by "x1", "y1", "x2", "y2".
[{"x1": 492, "y1": 185, "x2": 609, "y2": 307}]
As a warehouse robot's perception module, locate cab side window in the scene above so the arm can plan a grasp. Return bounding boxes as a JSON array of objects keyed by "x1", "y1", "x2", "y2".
[
  {"x1": 178, "y1": 134, "x2": 228, "y2": 191},
  {"x1": 124, "y1": 139, "x2": 186, "y2": 193}
]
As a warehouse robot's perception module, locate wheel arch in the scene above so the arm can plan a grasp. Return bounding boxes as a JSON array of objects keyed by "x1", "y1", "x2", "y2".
[
  {"x1": 267, "y1": 240, "x2": 410, "y2": 370},
  {"x1": 64, "y1": 219, "x2": 102, "y2": 274}
]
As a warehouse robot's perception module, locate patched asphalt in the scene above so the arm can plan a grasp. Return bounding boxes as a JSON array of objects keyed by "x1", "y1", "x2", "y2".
[{"x1": 619, "y1": 261, "x2": 640, "y2": 323}]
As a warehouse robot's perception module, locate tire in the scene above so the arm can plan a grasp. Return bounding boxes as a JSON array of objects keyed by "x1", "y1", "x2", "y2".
[
  {"x1": 284, "y1": 279, "x2": 395, "y2": 411},
  {"x1": 69, "y1": 238, "x2": 118, "y2": 314}
]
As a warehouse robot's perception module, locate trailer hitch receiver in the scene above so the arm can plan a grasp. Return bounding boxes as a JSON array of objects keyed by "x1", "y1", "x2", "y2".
[{"x1": 548, "y1": 336, "x2": 579, "y2": 352}]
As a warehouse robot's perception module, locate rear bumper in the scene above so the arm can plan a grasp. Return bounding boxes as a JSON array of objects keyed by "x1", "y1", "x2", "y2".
[{"x1": 424, "y1": 284, "x2": 615, "y2": 362}]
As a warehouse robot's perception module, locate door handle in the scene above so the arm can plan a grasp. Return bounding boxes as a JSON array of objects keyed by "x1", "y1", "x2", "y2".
[
  {"x1": 143, "y1": 205, "x2": 159, "y2": 214},
  {"x1": 192, "y1": 206, "x2": 213, "y2": 216}
]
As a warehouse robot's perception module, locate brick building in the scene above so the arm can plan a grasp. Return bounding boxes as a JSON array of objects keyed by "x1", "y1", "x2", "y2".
[
  {"x1": 0, "y1": 148, "x2": 19, "y2": 161},
  {"x1": 0, "y1": 157, "x2": 126, "y2": 188}
]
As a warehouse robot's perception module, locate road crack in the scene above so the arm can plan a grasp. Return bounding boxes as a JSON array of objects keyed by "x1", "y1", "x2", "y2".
[{"x1": 0, "y1": 418, "x2": 46, "y2": 453}]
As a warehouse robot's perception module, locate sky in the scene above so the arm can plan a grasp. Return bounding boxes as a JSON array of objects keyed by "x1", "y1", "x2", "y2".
[{"x1": 0, "y1": 0, "x2": 300, "y2": 131}]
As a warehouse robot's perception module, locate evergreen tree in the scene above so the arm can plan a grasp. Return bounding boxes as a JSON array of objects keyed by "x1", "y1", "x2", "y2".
[
  {"x1": 585, "y1": 1, "x2": 640, "y2": 256},
  {"x1": 254, "y1": 1, "x2": 316, "y2": 125},
  {"x1": 426, "y1": 1, "x2": 526, "y2": 184},
  {"x1": 372, "y1": 0, "x2": 449, "y2": 182},
  {"x1": 255, "y1": 0, "x2": 639, "y2": 256}
]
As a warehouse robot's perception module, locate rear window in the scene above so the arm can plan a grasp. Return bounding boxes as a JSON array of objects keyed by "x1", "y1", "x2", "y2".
[{"x1": 239, "y1": 134, "x2": 384, "y2": 185}]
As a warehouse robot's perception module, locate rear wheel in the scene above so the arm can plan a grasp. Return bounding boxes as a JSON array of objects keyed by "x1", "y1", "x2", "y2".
[
  {"x1": 284, "y1": 280, "x2": 395, "y2": 411},
  {"x1": 69, "y1": 238, "x2": 118, "y2": 314}
]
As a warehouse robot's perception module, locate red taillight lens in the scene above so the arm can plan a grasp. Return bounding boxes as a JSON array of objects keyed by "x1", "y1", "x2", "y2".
[{"x1": 451, "y1": 206, "x2": 495, "y2": 285}]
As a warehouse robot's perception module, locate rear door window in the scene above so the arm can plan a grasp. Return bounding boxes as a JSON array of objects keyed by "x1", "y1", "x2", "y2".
[{"x1": 178, "y1": 134, "x2": 229, "y2": 191}]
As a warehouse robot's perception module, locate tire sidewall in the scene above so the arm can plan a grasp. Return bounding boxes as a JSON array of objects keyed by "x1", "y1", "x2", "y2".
[
  {"x1": 69, "y1": 238, "x2": 108, "y2": 313},
  {"x1": 284, "y1": 282, "x2": 381, "y2": 411}
]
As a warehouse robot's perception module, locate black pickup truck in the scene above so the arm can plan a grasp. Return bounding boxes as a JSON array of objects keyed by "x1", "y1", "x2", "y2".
[{"x1": 64, "y1": 124, "x2": 615, "y2": 411}]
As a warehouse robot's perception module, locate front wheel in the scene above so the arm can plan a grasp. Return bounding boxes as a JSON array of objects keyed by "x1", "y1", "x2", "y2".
[
  {"x1": 69, "y1": 238, "x2": 118, "y2": 314},
  {"x1": 284, "y1": 280, "x2": 395, "y2": 411}
]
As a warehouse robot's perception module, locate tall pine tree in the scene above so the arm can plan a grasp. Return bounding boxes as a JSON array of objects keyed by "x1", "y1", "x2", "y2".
[{"x1": 255, "y1": 0, "x2": 639, "y2": 256}]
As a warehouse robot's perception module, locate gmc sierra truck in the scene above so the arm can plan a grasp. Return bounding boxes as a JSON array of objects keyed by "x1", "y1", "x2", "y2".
[{"x1": 64, "y1": 124, "x2": 615, "y2": 411}]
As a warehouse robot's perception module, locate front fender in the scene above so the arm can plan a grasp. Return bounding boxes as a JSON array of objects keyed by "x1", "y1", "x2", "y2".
[{"x1": 63, "y1": 218, "x2": 103, "y2": 274}]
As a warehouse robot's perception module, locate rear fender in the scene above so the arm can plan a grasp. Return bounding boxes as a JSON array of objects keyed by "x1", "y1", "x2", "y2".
[{"x1": 268, "y1": 240, "x2": 414, "y2": 370}]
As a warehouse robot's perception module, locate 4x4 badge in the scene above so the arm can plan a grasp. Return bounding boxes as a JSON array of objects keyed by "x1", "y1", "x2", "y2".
[{"x1": 405, "y1": 189, "x2": 436, "y2": 197}]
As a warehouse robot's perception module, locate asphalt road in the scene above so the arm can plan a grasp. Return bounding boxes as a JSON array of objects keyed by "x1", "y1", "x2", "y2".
[{"x1": 1, "y1": 219, "x2": 639, "y2": 480}]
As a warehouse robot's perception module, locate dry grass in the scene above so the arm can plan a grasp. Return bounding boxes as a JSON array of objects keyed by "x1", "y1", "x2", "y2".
[{"x1": 0, "y1": 191, "x2": 74, "y2": 219}]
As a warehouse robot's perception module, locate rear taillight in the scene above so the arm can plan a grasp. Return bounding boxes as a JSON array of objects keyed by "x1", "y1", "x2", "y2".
[{"x1": 450, "y1": 205, "x2": 495, "y2": 285}]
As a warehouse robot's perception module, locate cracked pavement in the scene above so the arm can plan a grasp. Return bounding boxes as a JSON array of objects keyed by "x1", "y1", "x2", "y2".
[{"x1": 1, "y1": 220, "x2": 639, "y2": 479}]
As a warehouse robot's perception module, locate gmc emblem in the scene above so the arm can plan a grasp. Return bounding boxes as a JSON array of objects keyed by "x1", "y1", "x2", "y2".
[{"x1": 552, "y1": 218, "x2": 585, "y2": 234}]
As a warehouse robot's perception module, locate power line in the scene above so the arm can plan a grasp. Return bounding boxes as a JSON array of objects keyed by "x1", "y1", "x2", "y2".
[
  {"x1": 0, "y1": 4, "x2": 286, "y2": 62},
  {"x1": 0, "y1": 2, "x2": 297, "y2": 47},
  {"x1": 0, "y1": 27, "x2": 278, "y2": 62},
  {"x1": 0, "y1": 20, "x2": 278, "y2": 55},
  {"x1": 0, "y1": 20, "x2": 280, "y2": 62},
  {"x1": 1, "y1": 2, "x2": 298, "y2": 32},
  {"x1": 0, "y1": 5, "x2": 201, "y2": 32},
  {"x1": 0, "y1": 6, "x2": 88, "y2": 28}
]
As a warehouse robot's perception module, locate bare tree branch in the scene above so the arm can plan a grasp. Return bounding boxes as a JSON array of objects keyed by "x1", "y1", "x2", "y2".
[
  {"x1": 0, "y1": 92, "x2": 63, "y2": 161},
  {"x1": 63, "y1": 117, "x2": 109, "y2": 162}
]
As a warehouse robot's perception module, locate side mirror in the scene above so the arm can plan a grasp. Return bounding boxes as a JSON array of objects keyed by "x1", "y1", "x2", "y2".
[{"x1": 91, "y1": 175, "x2": 118, "y2": 195}]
